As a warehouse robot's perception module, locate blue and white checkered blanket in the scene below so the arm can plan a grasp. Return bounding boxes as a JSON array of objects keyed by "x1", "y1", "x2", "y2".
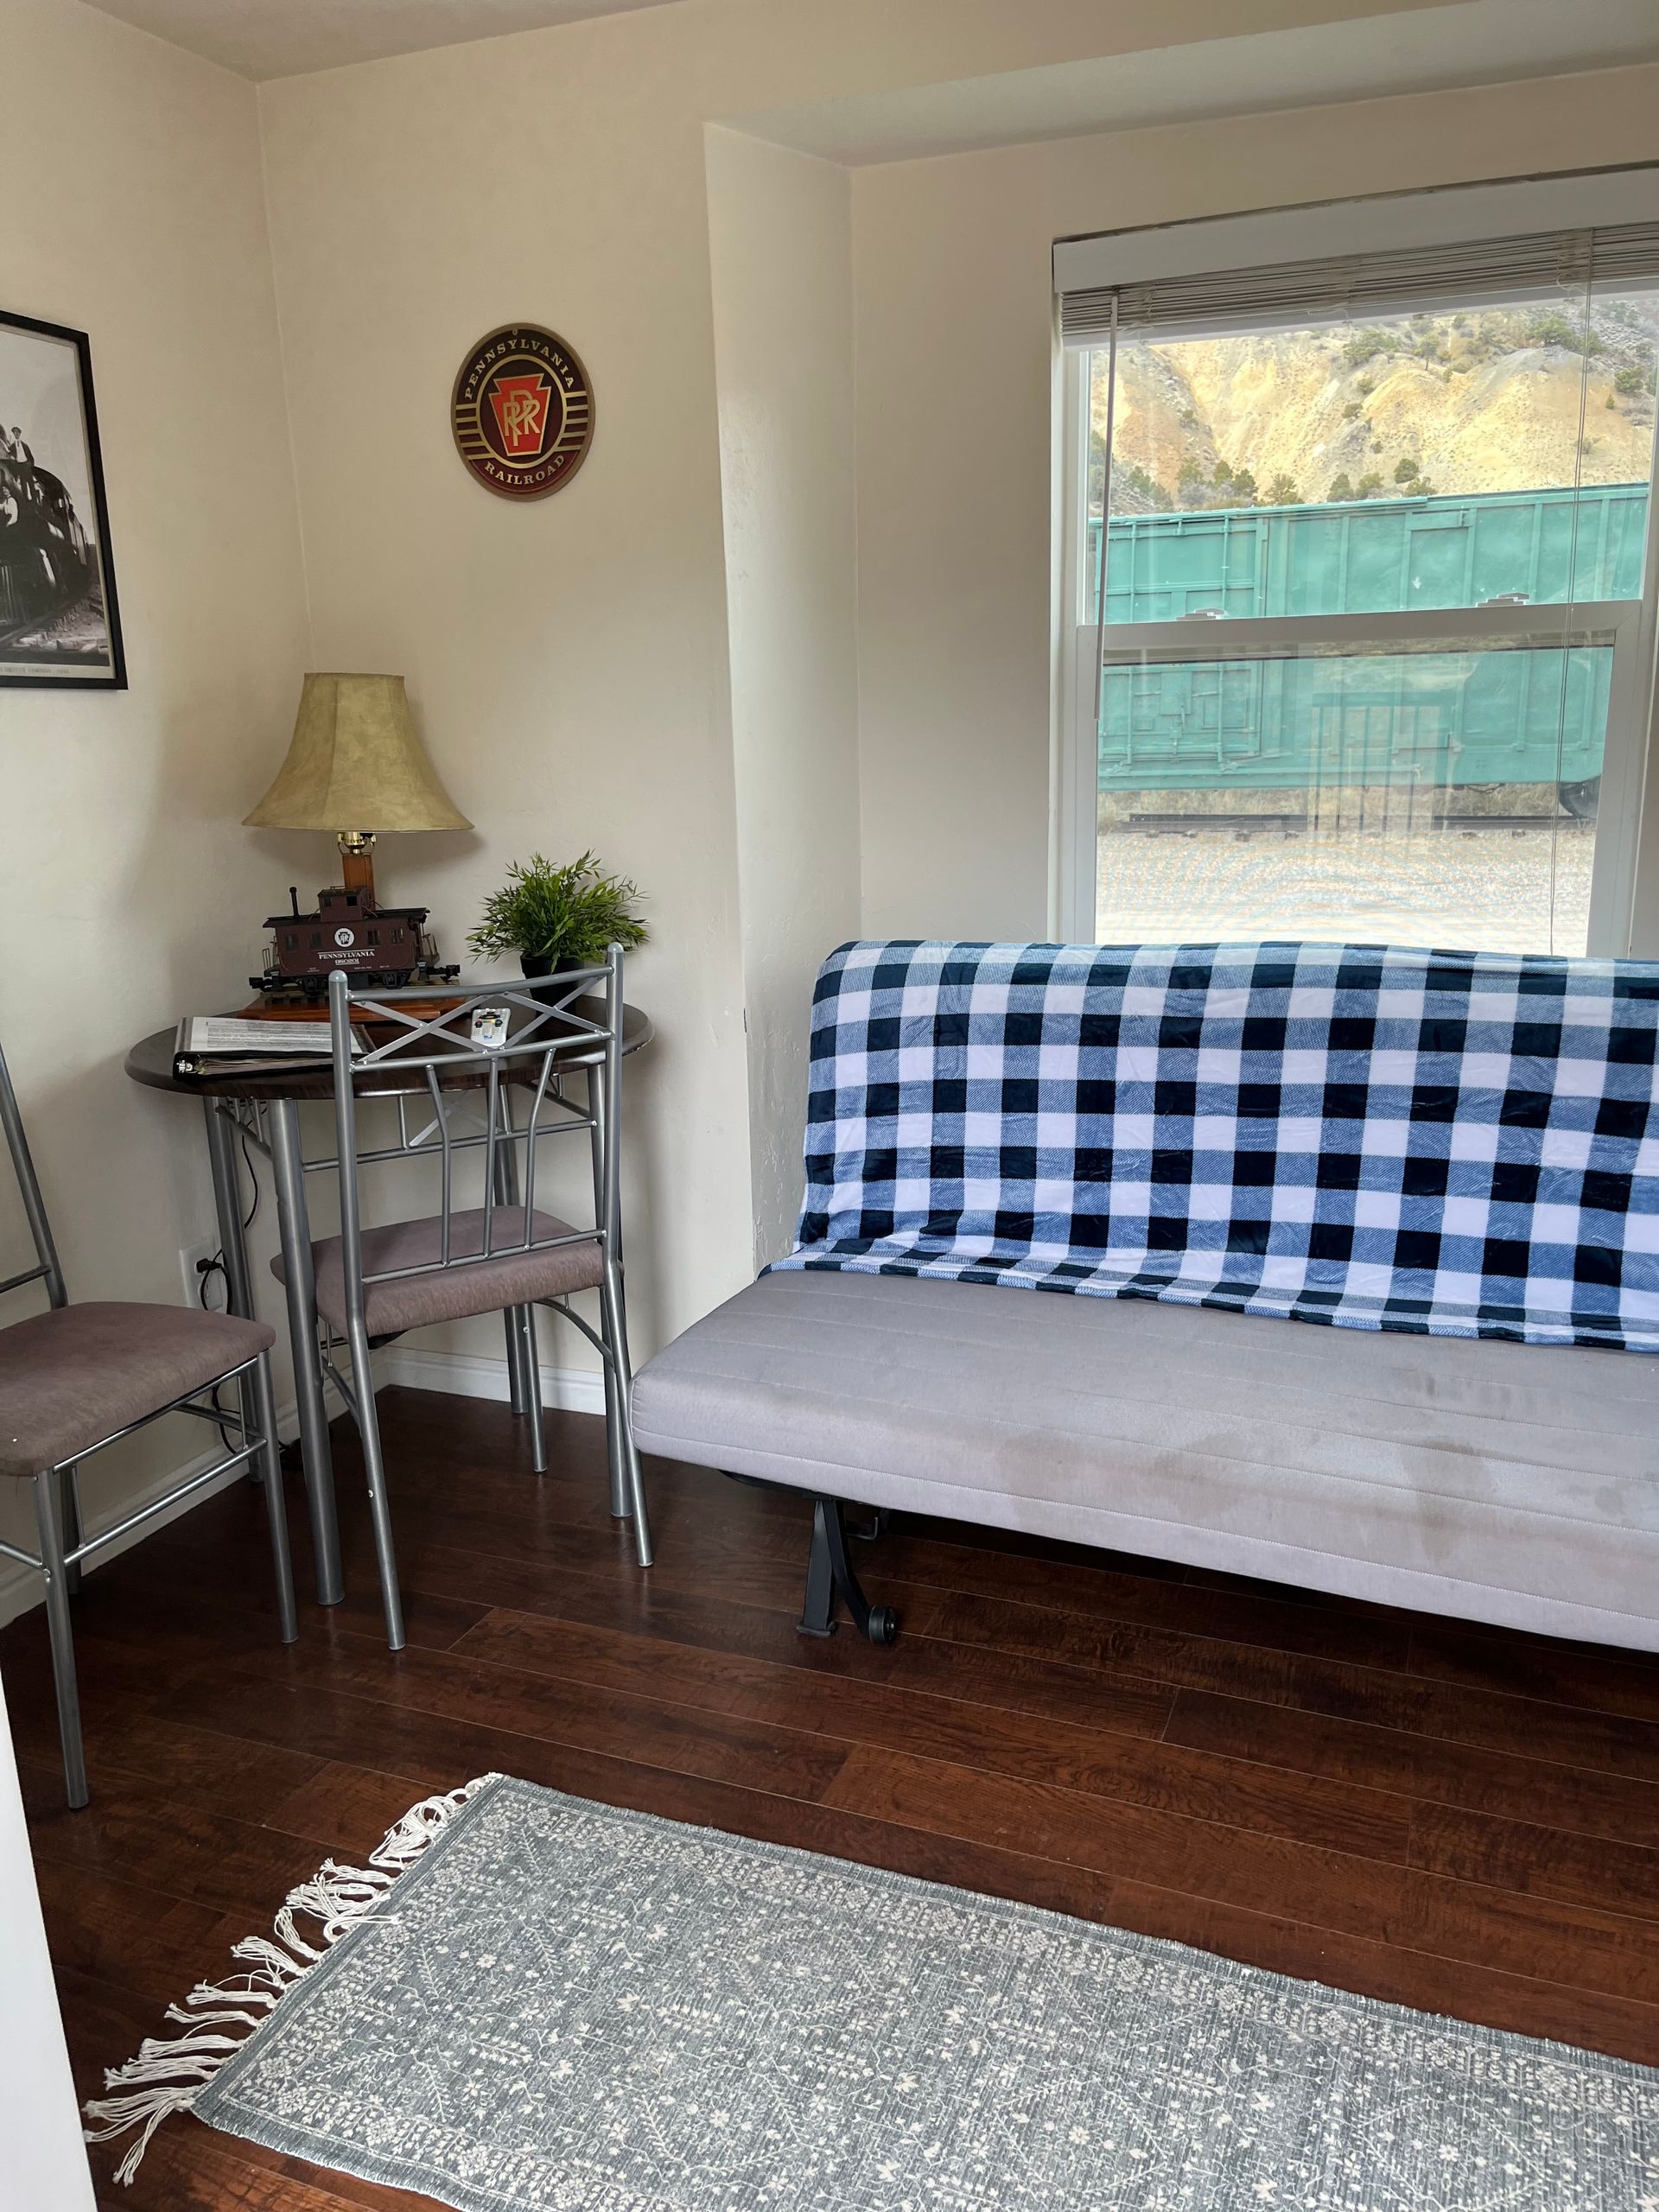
[{"x1": 769, "y1": 939, "x2": 1659, "y2": 1351}]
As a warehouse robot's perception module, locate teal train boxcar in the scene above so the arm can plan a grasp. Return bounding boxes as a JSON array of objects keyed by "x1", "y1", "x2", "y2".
[{"x1": 1085, "y1": 482, "x2": 1649, "y2": 804}]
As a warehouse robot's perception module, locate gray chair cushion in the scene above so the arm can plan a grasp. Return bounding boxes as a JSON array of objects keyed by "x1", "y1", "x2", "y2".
[
  {"x1": 276, "y1": 1205, "x2": 602, "y2": 1336},
  {"x1": 0, "y1": 1303, "x2": 275, "y2": 1478},
  {"x1": 631, "y1": 1268, "x2": 1659, "y2": 1653}
]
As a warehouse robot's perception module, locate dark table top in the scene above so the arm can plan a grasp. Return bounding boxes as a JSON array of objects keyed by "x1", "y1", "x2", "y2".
[{"x1": 124, "y1": 997, "x2": 654, "y2": 1102}]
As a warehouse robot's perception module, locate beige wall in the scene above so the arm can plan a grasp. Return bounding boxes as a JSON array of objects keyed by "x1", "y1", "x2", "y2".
[
  {"x1": 0, "y1": 0, "x2": 310, "y2": 1595},
  {"x1": 707, "y1": 127, "x2": 860, "y2": 1268},
  {"x1": 256, "y1": 22, "x2": 758, "y2": 1370},
  {"x1": 851, "y1": 62, "x2": 1659, "y2": 943},
  {"x1": 253, "y1": 0, "x2": 1478, "y2": 1365}
]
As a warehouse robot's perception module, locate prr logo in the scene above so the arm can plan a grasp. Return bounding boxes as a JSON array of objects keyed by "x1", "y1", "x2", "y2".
[
  {"x1": 489, "y1": 374, "x2": 551, "y2": 457},
  {"x1": 334, "y1": 928, "x2": 355, "y2": 948},
  {"x1": 452, "y1": 325, "x2": 594, "y2": 502}
]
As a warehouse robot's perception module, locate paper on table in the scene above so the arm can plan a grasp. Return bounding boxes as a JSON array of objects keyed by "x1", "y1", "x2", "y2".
[
  {"x1": 171, "y1": 1016, "x2": 366, "y2": 1079},
  {"x1": 176, "y1": 1017, "x2": 360, "y2": 1058}
]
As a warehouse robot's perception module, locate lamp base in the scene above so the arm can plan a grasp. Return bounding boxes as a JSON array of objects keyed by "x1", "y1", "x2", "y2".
[{"x1": 337, "y1": 830, "x2": 378, "y2": 902}]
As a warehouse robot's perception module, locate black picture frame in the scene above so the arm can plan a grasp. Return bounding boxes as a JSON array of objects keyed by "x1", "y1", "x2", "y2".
[{"x1": 0, "y1": 307, "x2": 125, "y2": 689}]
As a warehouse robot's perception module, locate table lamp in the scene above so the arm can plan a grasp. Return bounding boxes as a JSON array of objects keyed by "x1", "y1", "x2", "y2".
[{"x1": 244, "y1": 672, "x2": 472, "y2": 905}]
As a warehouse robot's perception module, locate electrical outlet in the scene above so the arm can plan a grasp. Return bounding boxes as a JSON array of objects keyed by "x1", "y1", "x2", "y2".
[{"x1": 180, "y1": 1235, "x2": 226, "y2": 1312}]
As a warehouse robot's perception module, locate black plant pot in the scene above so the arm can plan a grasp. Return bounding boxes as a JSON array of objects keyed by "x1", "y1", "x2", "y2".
[{"x1": 519, "y1": 953, "x2": 583, "y2": 979}]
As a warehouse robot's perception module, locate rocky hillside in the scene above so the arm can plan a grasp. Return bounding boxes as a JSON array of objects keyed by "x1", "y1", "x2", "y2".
[{"x1": 1095, "y1": 301, "x2": 1659, "y2": 514}]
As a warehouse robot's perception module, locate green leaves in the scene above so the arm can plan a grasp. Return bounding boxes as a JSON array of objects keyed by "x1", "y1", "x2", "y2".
[{"x1": 467, "y1": 851, "x2": 648, "y2": 963}]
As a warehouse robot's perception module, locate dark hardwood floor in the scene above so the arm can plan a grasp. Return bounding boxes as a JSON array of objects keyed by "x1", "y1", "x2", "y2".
[{"x1": 6, "y1": 1384, "x2": 1659, "y2": 2209}]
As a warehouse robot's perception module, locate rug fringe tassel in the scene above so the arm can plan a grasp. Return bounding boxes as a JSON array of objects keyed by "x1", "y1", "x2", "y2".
[{"x1": 83, "y1": 1773, "x2": 497, "y2": 2184}]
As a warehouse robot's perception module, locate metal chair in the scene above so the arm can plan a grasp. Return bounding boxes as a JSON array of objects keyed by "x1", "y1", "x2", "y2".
[
  {"x1": 295, "y1": 948, "x2": 649, "y2": 1651},
  {"x1": 0, "y1": 1041, "x2": 297, "y2": 1808}
]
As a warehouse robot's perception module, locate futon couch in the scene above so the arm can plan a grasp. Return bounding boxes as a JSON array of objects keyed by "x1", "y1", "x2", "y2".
[{"x1": 632, "y1": 939, "x2": 1659, "y2": 1655}]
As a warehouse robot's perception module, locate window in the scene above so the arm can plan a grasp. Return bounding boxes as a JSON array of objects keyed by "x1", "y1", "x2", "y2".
[{"x1": 1058, "y1": 174, "x2": 1659, "y2": 955}]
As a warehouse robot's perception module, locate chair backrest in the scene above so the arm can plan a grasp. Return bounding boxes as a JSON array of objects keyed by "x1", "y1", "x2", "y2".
[
  {"x1": 324, "y1": 950, "x2": 629, "y2": 1338},
  {"x1": 0, "y1": 1040, "x2": 66, "y2": 1312}
]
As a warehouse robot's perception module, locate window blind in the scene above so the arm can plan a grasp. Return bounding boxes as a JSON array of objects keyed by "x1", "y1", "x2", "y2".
[{"x1": 1060, "y1": 219, "x2": 1659, "y2": 347}]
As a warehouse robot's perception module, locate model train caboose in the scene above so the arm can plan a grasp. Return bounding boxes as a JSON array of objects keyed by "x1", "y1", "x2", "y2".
[{"x1": 251, "y1": 885, "x2": 460, "y2": 1002}]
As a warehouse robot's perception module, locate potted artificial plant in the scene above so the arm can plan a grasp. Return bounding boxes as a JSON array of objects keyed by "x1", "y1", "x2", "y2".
[{"x1": 468, "y1": 851, "x2": 648, "y2": 977}]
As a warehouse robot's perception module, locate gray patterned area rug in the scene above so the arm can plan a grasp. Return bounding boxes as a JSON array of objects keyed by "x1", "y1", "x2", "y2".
[{"x1": 89, "y1": 1773, "x2": 1659, "y2": 2209}]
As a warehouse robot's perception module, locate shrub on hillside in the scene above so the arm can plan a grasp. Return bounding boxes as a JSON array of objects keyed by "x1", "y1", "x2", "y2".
[
  {"x1": 1343, "y1": 330, "x2": 1400, "y2": 368},
  {"x1": 1525, "y1": 311, "x2": 1603, "y2": 355},
  {"x1": 1114, "y1": 460, "x2": 1173, "y2": 512}
]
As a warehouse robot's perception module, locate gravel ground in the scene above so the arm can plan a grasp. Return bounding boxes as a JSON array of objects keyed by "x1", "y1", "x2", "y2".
[
  {"x1": 1096, "y1": 814, "x2": 1595, "y2": 955},
  {"x1": 1, "y1": 581, "x2": 111, "y2": 663}
]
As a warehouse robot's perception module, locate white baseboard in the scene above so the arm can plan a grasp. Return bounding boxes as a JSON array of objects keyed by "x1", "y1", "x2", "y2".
[
  {"x1": 378, "y1": 1345, "x2": 608, "y2": 1418},
  {"x1": 0, "y1": 1396, "x2": 301, "y2": 1631}
]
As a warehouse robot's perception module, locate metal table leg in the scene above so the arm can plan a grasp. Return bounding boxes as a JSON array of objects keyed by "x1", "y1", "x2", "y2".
[
  {"x1": 589, "y1": 1061, "x2": 627, "y2": 1521},
  {"x1": 493, "y1": 1134, "x2": 530, "y2": 1414},
  {"x1": 203, "y1": 1098, "x2": 262, "y2": 1484},
  {"x1": 202, "y1": 1098, "x2": 254, "y2": 1316},
  {"x1": 268, "y1": 1096, "x2": 343, "y2": 1606}
]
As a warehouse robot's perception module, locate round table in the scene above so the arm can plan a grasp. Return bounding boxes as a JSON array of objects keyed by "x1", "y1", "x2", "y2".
[
  {"x1": 124, "y1": 998, "x2": 654, "y2": 1100},
  {"x1": 124, "y1": 999, "x2": 653, "y2": 1605}
]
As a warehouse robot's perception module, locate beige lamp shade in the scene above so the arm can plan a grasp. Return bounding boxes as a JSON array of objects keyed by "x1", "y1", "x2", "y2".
[{"x1": 244, "y1": 674, "x2": 472, "y2": 833}]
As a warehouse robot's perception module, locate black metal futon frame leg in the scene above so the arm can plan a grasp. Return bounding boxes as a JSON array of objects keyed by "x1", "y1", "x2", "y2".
[{"x1": 798, "y1": 1497, "x2": 897, "y2": 1645}]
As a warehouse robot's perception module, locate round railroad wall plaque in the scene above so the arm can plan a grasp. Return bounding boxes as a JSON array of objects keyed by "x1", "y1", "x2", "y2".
[{"x1": 450, "y1": 324, "x2": 594, "y2": 500}]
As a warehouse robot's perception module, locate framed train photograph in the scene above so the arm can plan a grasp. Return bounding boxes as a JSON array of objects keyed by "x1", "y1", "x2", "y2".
[{"x1": 0, "y1": 308, "x2": 124, "y2": 688}]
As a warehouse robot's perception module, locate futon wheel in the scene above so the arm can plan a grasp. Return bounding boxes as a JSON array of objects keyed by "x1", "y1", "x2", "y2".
[{"x1": 866, "y1": 1606, "x2": 898, "y2": 1645}]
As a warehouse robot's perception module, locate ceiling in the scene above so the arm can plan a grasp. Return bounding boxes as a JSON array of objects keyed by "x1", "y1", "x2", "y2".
[
  {"x1": 735, "y1": 0, "x2": 1659, "y2": 166},
  {"x1": 79, "y1": 0, "x2": 671, "y2": 79},
  {"x1": 78, "y1": 0, "x2": 1659, "y2": 114}
]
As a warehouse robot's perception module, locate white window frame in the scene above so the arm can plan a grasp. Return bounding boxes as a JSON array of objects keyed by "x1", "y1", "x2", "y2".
[{"x1": 1057, "y1": 248, "x2": 1659, "y2": 957}]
